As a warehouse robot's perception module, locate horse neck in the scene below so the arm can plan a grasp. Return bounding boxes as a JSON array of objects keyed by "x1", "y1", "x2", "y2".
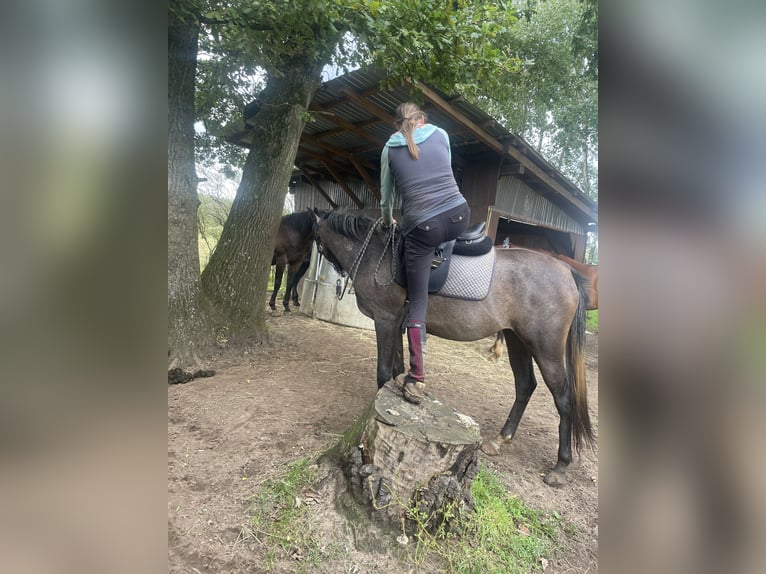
[
  {"x1": 285, "y1": 213, "x2": 315, "y2": 255},
  {"x1": 323, "y1": 225, "x2": 390, "y2": 281}
]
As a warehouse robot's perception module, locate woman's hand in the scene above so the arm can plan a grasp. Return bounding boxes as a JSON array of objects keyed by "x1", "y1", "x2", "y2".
[{"x1": 380, "y1": 217, "x2": 397, "y2": 229}]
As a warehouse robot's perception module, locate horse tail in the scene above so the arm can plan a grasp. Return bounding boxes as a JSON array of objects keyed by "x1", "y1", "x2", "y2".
[{"x1": 568, "y1": 269, "x2": 595, "y2": 451}]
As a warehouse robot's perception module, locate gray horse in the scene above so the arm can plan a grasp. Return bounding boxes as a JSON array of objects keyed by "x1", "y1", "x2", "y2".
[{"x1": 315, "y1": 210, "x2": 594, "y2": 486}]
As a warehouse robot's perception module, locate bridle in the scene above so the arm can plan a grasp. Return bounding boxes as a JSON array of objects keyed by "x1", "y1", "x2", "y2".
[{"x1": 314, "y1": 216, "x2": 400, "y2": 300}]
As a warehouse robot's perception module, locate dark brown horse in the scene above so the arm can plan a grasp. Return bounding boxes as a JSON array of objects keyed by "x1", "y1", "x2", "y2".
[
  {"x1": 270, "y1": 209, "x2": 320, "y2": 312},
  {"x1": 315, "y1": 211, "x2": 594, "y2": 486}
]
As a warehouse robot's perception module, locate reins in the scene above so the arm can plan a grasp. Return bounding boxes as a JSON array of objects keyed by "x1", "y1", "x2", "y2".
[{"x1": 336, "y1": 218, "x2": 399, "y2": 300}]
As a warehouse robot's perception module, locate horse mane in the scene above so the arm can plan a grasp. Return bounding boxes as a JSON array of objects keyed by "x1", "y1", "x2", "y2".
[
  {"x1": 281, "y1": 209, "x2": 316, "y2": 237},
  {"x1": 325, "y1": 210, "x2": 376, "y2": 241}
]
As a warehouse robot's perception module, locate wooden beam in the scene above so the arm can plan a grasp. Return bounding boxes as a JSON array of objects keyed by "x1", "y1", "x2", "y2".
[
  {"x1": 301, "y1": 133, "x2": 376, "y2": 171},
  {"x1": 502, "y1": 163, "x2": 526, "y2": 176},
  {"x1": 338, "y1": 86, "x2": 395, "y2": 125},
  {"x1": 302, "y1": 133, "x2": 351, "y2": 158},
  {"x1": 298, "y1": 167, "x2": 338, "y2": 208},
  {"x1": 414, "y1": 81, "x2": 503, "y2": 153},
  {"x1": 350, "y1": 156, "x2": 380, "y2": 201},
  {"x1": 299, "y1": 147, "x2": 361, "y2": 181},
  {"x1": 309, "y1": 102, "x2": 385, "y2": 146},
  {"x1": 321, "y1": 160, "x2": 365, "y2": 208},
  {"x1": 413, "y1": 80, "x2": 595, "y2": 219},
  {"x1": 308, "y1": 117, "x2": 383, "y2": 141}
]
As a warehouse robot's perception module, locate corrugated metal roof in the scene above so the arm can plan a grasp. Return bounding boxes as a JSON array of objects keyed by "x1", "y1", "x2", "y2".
[
  {"x1": 232, "y1": 66, "x2": 596, "y2": 225},
  {"x1": 292, "y1": 179, "x2": 385, "y2": 212}
]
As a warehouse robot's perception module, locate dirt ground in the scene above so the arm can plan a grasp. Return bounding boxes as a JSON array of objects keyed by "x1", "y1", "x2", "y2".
[{"x1": 168, "y1": 310, "x2": 598, "y2": 573}]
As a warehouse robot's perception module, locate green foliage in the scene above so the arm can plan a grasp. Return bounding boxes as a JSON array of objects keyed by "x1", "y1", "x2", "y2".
[
  {"x1": 197, "y1": 192, "x2": 232, "y2": 270},
  {"x1": 245, "y1": 460, "x2": 566, "y2": 573},
  {"x1": 194, "y1": 0, "x2": 357, "y2": 166},
  {"x1": 249, "y1": 458, "x2": 330, "y2": 571},
  {"x1": 194, "y1": 57, "x2": 255, "y2": 171},
  {"x1": 480, "y1": 0, "x2": 598, "y2": 198},
  {"x1": 194, "y1": 1, "x2": 525, "y2": 167},
  {"x1": 353, "y1": 0, "x2": 521, "y2": 98},
  {"x1": 169, "y1": 0, "x2": 205, "y2": 24},
  {"x1": 400, "y1": 465, "x2": 561, "y2": 573},
  {"x1": 586, "y1": 309, "x2": 598, "y2": 333},
  {"x1": 192, "y1": 1, "x2": 597, "y2": 199},
  {"x1": 452, "y1": 467, "x2": 558, "y2": 573},
  {"x1": 572, "y1": 0, "x2": 598, "y2": 78},
  {"x1": 585, "y1": 230, "x2": 598, "y2": 264}
]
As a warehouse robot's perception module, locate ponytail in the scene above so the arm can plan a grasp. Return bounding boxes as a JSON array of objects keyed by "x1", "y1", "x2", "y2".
[{"x1": 394, "y1": 102, "x2": 426, "y2": 160}]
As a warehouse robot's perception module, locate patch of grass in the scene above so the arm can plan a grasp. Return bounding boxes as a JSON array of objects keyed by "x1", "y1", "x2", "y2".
[
  {"x1": 249, "y1": 460, "x2": 566, "y2": 574},
  {"x1": 586, "y1": 309, "x2": 598, "y2": 332},
  {"x1": 402, "y1": 466, "x2": 562, "y2": 574},
  {"x1": 249, "y1": 457, "x2": 340, "y2": 572}
]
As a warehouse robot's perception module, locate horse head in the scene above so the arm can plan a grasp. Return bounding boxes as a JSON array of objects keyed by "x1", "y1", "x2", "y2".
[
  {"x1": 315, "y1": 210, "x2": 403, "y2": 293},
  {"x1": 312, "y1": 209, "x2": 347, "y2": 277}
]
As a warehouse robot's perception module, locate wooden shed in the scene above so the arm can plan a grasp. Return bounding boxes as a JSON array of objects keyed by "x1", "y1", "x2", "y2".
[{"x1": 233, "y1": 67, "x2": 597, "y2": 261}]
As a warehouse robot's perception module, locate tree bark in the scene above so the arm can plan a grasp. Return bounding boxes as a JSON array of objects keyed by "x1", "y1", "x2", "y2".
[
  {"x1": 335, "y1": 382, "x2": 481, "y2": 535},
  {"x1": 200, "y1": 66, "x2": 322, "y2": 343},
  {"x1": 168, "y1": 3, "x2": 211, "y2": 368}
]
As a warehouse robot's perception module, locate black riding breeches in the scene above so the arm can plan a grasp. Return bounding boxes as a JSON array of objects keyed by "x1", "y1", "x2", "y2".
[{"x1": 404, "y1": 203, "x2": 470, "y2": 323}]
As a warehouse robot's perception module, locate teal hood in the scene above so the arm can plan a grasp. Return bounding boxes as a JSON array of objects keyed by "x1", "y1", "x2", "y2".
[{"x1": 385, "y1": 124, "x2": 439, "y2": 147}]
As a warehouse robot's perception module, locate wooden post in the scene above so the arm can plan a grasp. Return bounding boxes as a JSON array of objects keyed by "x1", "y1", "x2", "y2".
[{"x1": 335, "y1": 381, "x2": 482, "y2": 535}]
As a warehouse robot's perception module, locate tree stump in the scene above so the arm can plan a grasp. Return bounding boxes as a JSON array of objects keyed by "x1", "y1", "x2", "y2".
[{"x1": 338, "y1": 380, "x2": 481, "y2": 535}]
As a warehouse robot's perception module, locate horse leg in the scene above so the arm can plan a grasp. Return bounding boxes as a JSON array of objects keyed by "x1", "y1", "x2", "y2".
[
  {"x1": 374, "y1": 318, "x2": 404, "y2": 388},
  {"x1": 269, "y1": 261, "x2": 285, "y2": 311},
  {"x1": 481, "y1": 330, "x2": 537, "y2": 456},
  {"x1": 291, "y1": 256, "x2": 311, "y2": 308},
  {"x1": 535, "y1": 356, "x2": 575, "y2": 487},
  {"x1": 282, "y1": 265, "x2": 298, "y2": 312}
]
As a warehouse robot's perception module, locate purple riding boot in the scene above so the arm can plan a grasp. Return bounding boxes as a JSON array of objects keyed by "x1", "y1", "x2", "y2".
[{"x1": 402, "y1": 321, "x2": 427, "y2": 404}]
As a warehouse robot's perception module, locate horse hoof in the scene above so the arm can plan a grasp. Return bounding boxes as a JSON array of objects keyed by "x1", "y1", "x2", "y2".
[
  {"x1": 480, "y1": 435, "x2": 510, "y2": 456},
  {"x1": 543, "y1": 470, "x2": 567, "y2": 487}
]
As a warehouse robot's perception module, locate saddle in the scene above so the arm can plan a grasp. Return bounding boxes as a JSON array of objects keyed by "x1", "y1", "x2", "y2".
[{"x1": 428, "y1": 221, "x2": 493, "y2": 293}]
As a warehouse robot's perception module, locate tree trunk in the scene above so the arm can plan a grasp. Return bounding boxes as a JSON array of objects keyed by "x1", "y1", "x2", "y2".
[
  {"x1": 168, "y1": 4, "x2": 211, "y2": 369},
  {"x1": 200, "y1": 66, "x2": 322, "y2": 343},
  {"x1": 335, "y1": 382, "x2": 481, "y2": 535}
]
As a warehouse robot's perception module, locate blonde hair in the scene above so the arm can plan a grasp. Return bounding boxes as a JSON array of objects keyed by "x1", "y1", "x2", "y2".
[{"x1": 394, "y1": 102, "x2": 426, "y2": 160}]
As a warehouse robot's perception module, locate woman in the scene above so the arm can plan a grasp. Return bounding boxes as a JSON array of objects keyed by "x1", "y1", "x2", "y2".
[{"x1": 380, "y1": 102, "x2": 470, "y2": 404}]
